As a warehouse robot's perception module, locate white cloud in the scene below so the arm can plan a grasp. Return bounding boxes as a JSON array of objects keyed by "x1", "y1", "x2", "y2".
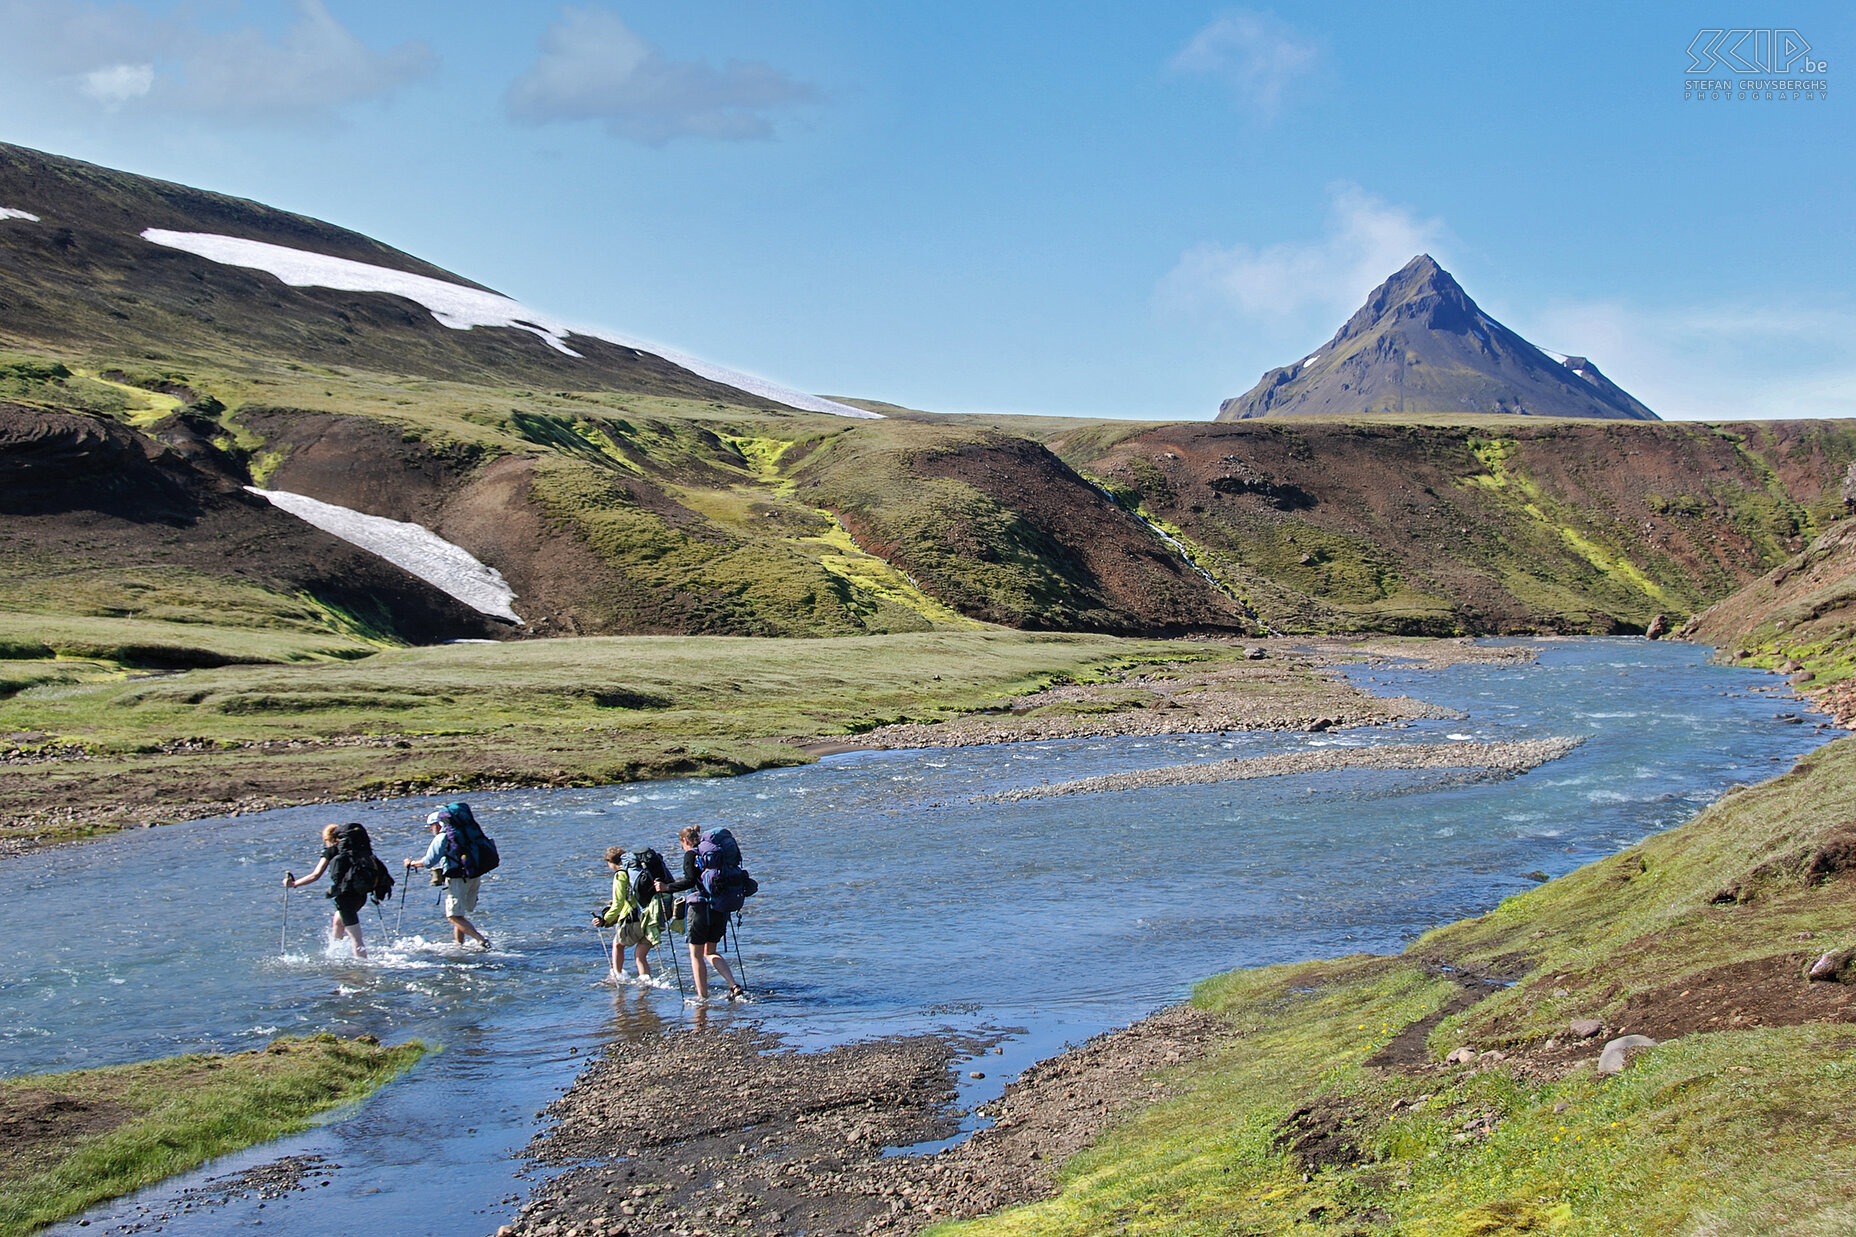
[
  {"x1": 1159, "y1": 183, "x2": 1446, "y2": 327},
  {"x1": 80, "y1": 62, "x2": 153, "y2": 106},
  {"x1": 1171, "y1": 10, "x2": 1321, "y2": 120},
  {"x1": 0, "y1": 0, "x2": 434, "y2": 123},
  {"x1": 1521, "y1": 300, "x2": 1856, "y2": 421},
  {"x1": 504, "y1": 5, "x2": 817, "y2": 144},
  {"x1": 171, "y1": 0, "x2": 436, "y2": 119}
]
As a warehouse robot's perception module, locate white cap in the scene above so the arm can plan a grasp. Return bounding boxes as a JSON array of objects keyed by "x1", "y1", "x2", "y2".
[{"x1": 426, "y1": 810, "x2": 447, "y2": 826}]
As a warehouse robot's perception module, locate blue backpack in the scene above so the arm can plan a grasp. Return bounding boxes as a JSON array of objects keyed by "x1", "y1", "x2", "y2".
[
  {"x1": 694, "y1": 828, "x2": 757, "y2": 914},
  {"x1": 437, "y1": 802, "x2": 500, "y2": 879}
]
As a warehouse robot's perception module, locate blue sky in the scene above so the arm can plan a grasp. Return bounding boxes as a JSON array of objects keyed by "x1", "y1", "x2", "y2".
[{"x1": 0, "y1": 1, "x2": 1849, "y2": 420}]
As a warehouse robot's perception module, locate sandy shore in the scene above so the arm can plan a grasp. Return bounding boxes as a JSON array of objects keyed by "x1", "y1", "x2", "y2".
[{"x1": 980, "y1": 735, "x2": 1587, "y2": 802}]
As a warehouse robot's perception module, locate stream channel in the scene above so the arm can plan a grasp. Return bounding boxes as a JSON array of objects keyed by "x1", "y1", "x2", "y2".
[{"x1": 1, "y1": 638, "x2": 1840, "y2": 1235}]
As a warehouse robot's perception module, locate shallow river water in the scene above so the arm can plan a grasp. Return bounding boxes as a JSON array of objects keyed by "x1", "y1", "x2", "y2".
[{"x1": 0, "y1": 639, "x2": 1837, "y2": 1235}]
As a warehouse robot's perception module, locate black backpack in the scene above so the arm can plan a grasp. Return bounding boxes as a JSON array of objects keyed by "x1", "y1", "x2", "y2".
[
  {"x1": 368, "y1": 854, "x2": 396, "y2": 905},
  {"x1": 329, "y1": 822, "x2": 390, "y2": 902},
  {"x1": 630, "y1": 847, "x2": 673, "y2": 910},
  {"x1": 437, "y1": 802, "x2": 501, "y2": 879}
]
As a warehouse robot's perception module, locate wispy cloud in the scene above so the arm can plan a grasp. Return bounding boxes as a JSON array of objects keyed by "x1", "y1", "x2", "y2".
[
  {"x1": 1170, "y1": 10, "x2": 1321, "y2": 120},
  {"x1": 1159, "y1": 183, "x2": 1446, "y2": 329},
  {"x1": 504, "y1": 6, "x2": 817, "y2": 145},
  {"x1": 1522, "y1": 300, "x2": 1856, "y2": 421},
  {"x1": 80, "y1": 62, "x2": 154, "y2": 108},
  {"x1": 0, "y1": 0, "x2": 435, "y2": 123}
]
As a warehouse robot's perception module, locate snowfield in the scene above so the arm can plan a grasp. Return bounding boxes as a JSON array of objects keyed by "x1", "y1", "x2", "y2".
[
  {"x1": 245, "y1": 487, "x2": 523, "y2": 624},
  {"x1": 0, "y1": 208, "x2": 41, "y2": 222},
  {"x1": 141, "y1": 229, "x2": 879, "y2": 419}
]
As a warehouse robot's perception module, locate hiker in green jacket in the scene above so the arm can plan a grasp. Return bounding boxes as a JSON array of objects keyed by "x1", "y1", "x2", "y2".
[{"x1": 593, "y1": 846, "x2": 670, "y2": 981}]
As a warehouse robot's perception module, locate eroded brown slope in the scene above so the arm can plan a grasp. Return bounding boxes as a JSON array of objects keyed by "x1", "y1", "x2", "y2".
[
  {"x1": 1063, "y1": 419, "x2": 1856, "y2": 634},
  {"x1": 242, "y1": 408, "x2": 938, "y2": 637},
  {"x1": 797, "y1": 423, "x2": 1258, "y2": 635}
]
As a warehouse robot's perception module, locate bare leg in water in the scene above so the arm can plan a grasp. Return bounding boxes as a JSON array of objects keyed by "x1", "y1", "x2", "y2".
[
  {"x1": 688, "y1": 941, "x2": 739, "y2": 998},
  {"x1": 448, "y1": 914, "x2": 490, "y2": 948},
  {"x1": 331, "y1": 912, "x2": 368, "y2": 959}
]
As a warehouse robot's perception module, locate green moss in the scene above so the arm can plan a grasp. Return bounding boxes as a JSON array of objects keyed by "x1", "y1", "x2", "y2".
[{"x1": 0, "y1": 1036, "x2": 424, "y2": 1237}]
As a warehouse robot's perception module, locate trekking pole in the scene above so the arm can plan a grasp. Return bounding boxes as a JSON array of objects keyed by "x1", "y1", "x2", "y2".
[
  {"x1": 395, "y1": 861, "x2": 410, "y2": 934},
  {"x1": 592, "y1": 921, "x2": 612, "y2": 977},
  {"x1": 280, "y1": 883, "x2": 291, "y2": 955},
  {"x1": 669, "y1": 910, "x2": 687, "y2": 1002},
  {"x1": 729, "y1": 914, "x2": 749, "y2": 989}
]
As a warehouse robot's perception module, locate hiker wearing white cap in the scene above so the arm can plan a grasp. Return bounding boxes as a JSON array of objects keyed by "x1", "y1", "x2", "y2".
[{"x1": 406, "y1": 805, "x2": 494, "y2": 950}]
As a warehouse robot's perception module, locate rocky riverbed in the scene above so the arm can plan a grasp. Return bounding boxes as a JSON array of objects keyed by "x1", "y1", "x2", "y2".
[
  {"x1": 813, "y1": 638, "x2": 1530, "y2": 755},
  {"x1": 980, "y1": 736, "x2": 1587, "y2": 802},
  {"x1": 503, "y1": 1005, "x2": 1224, "y2": 1237}
]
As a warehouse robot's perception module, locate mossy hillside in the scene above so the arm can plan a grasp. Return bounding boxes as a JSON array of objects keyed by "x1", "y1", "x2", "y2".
[
  {"x1": 1684, "y1": 518, "x2": 1856, "y2": 719},
  {"x1": 0, "y1": 553, "x2": 394, "y2": 669},
  {"x1": 1081, "y1": 420, "x2": 1856, "y2": 636},
  {"x1": 0, "y1": 1035, "x2": 424, "y2": 1237},
  {"x1": 12, "y1": 333, "x2": 1856, "y2": 646},
  {"x1": 2, "y1": 341, "x2": 975, "y2": 639},
  {"x1": 793, "y1": 421, "x2": 1226, "y2": 633},
  {"x1": 523, "y1": 452, "x2": 950, "y2": 636},
  {"x1": 1418, "y1": 742, "x2": 1856, "y2": 1049},
  {"x1": 938, "y1": 738, "x2": 1856, "y2": 1237}
]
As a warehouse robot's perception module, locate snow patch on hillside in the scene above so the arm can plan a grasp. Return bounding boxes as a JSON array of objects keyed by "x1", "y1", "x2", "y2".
[
  {"x1": 141, "y1": 229, "x2": 880, "y2": 419},
  {"x1": 246, "y1": 487, "x2": 523, "y2": 623},
  {"x1": 0, "y1": 208, "x2": 41, "y2": 222}
]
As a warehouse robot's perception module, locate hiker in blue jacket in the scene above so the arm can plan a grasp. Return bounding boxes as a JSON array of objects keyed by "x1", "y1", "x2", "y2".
[
  {"x1": 657, "y1": 824, "x2": 744, "y2": 1001},
  {"x1": 406, "y1": 808, "x2": 492, "y2": 950}
]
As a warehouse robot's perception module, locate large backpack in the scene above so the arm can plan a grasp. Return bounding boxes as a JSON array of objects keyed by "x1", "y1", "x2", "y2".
[
  {"x1": 694, "y1": 828, "x2": 758, "y2": 915},
  {"x1": 629, "y1": 847, "x2": 673, "y2": 914},
  {"x1": 437, "y1": 802, "x2": 500, "y2": 879},
  {"x1": 329, "y1": 822, "x2": 393, "y2": 903}
]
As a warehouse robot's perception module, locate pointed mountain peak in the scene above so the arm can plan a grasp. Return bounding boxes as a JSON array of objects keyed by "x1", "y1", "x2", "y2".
[
  {"x1": 1397, "y1": 252, "x2": 1446, "y2": 281},
  {"x1": 1217, "y1": 258, "x2": 1658, "y2": 422}
]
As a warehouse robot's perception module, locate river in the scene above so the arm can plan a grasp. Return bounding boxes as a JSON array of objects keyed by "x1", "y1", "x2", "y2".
[{"x1": 0, "y1": 638, "x2": 1836, "y2": 1236}]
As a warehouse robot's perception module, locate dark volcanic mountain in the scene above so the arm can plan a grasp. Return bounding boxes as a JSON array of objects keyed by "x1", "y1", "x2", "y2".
[{"x1": 1217, "y1": 255, "x2": 1658, "y2": 421}]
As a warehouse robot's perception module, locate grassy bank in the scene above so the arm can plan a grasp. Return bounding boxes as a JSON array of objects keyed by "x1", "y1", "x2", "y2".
[
  {"x1": 0, "y1": 631, "x2": 1245, "y2": 851},
  {"x1": 938, "y1": 734, "x2": 1856, "y2": 1236},
  {"x1": 0, "y1": 1035, "x2": 424, "y2": 1237}
]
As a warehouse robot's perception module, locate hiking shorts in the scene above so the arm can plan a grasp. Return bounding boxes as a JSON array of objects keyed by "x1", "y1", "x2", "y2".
[
  {"x1": 617, "y1": 917, "x2": 649, "y2": 948},
  {"x1": 686, "y1": 901, "x2": 728, "y2": 946},
  {"x1": 444, "y1": 876, "x2": 481, "y2": 917},
  {"x1": 332, "y1": 892, "x2": 366, "y2": 927}
]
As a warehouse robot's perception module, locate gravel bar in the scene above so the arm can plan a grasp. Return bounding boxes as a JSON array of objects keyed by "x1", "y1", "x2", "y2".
[{"x1": 981, "y1": 735, "x2": 1587, "y2": 802}]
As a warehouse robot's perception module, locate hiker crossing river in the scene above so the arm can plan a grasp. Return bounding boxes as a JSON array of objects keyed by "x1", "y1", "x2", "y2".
[
  {"x1": 3, "y1": 639, "x2": 1838, "y2": 1237},
  {"x1": 281, "y1": 822, "x2": 395, "y2": 960},
  {"x1": 591, "y1": 828, "x2": 757, "y2": 998},
  {"x1": 405, "y1": 802, "x2": 499, "y2": 950}
]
